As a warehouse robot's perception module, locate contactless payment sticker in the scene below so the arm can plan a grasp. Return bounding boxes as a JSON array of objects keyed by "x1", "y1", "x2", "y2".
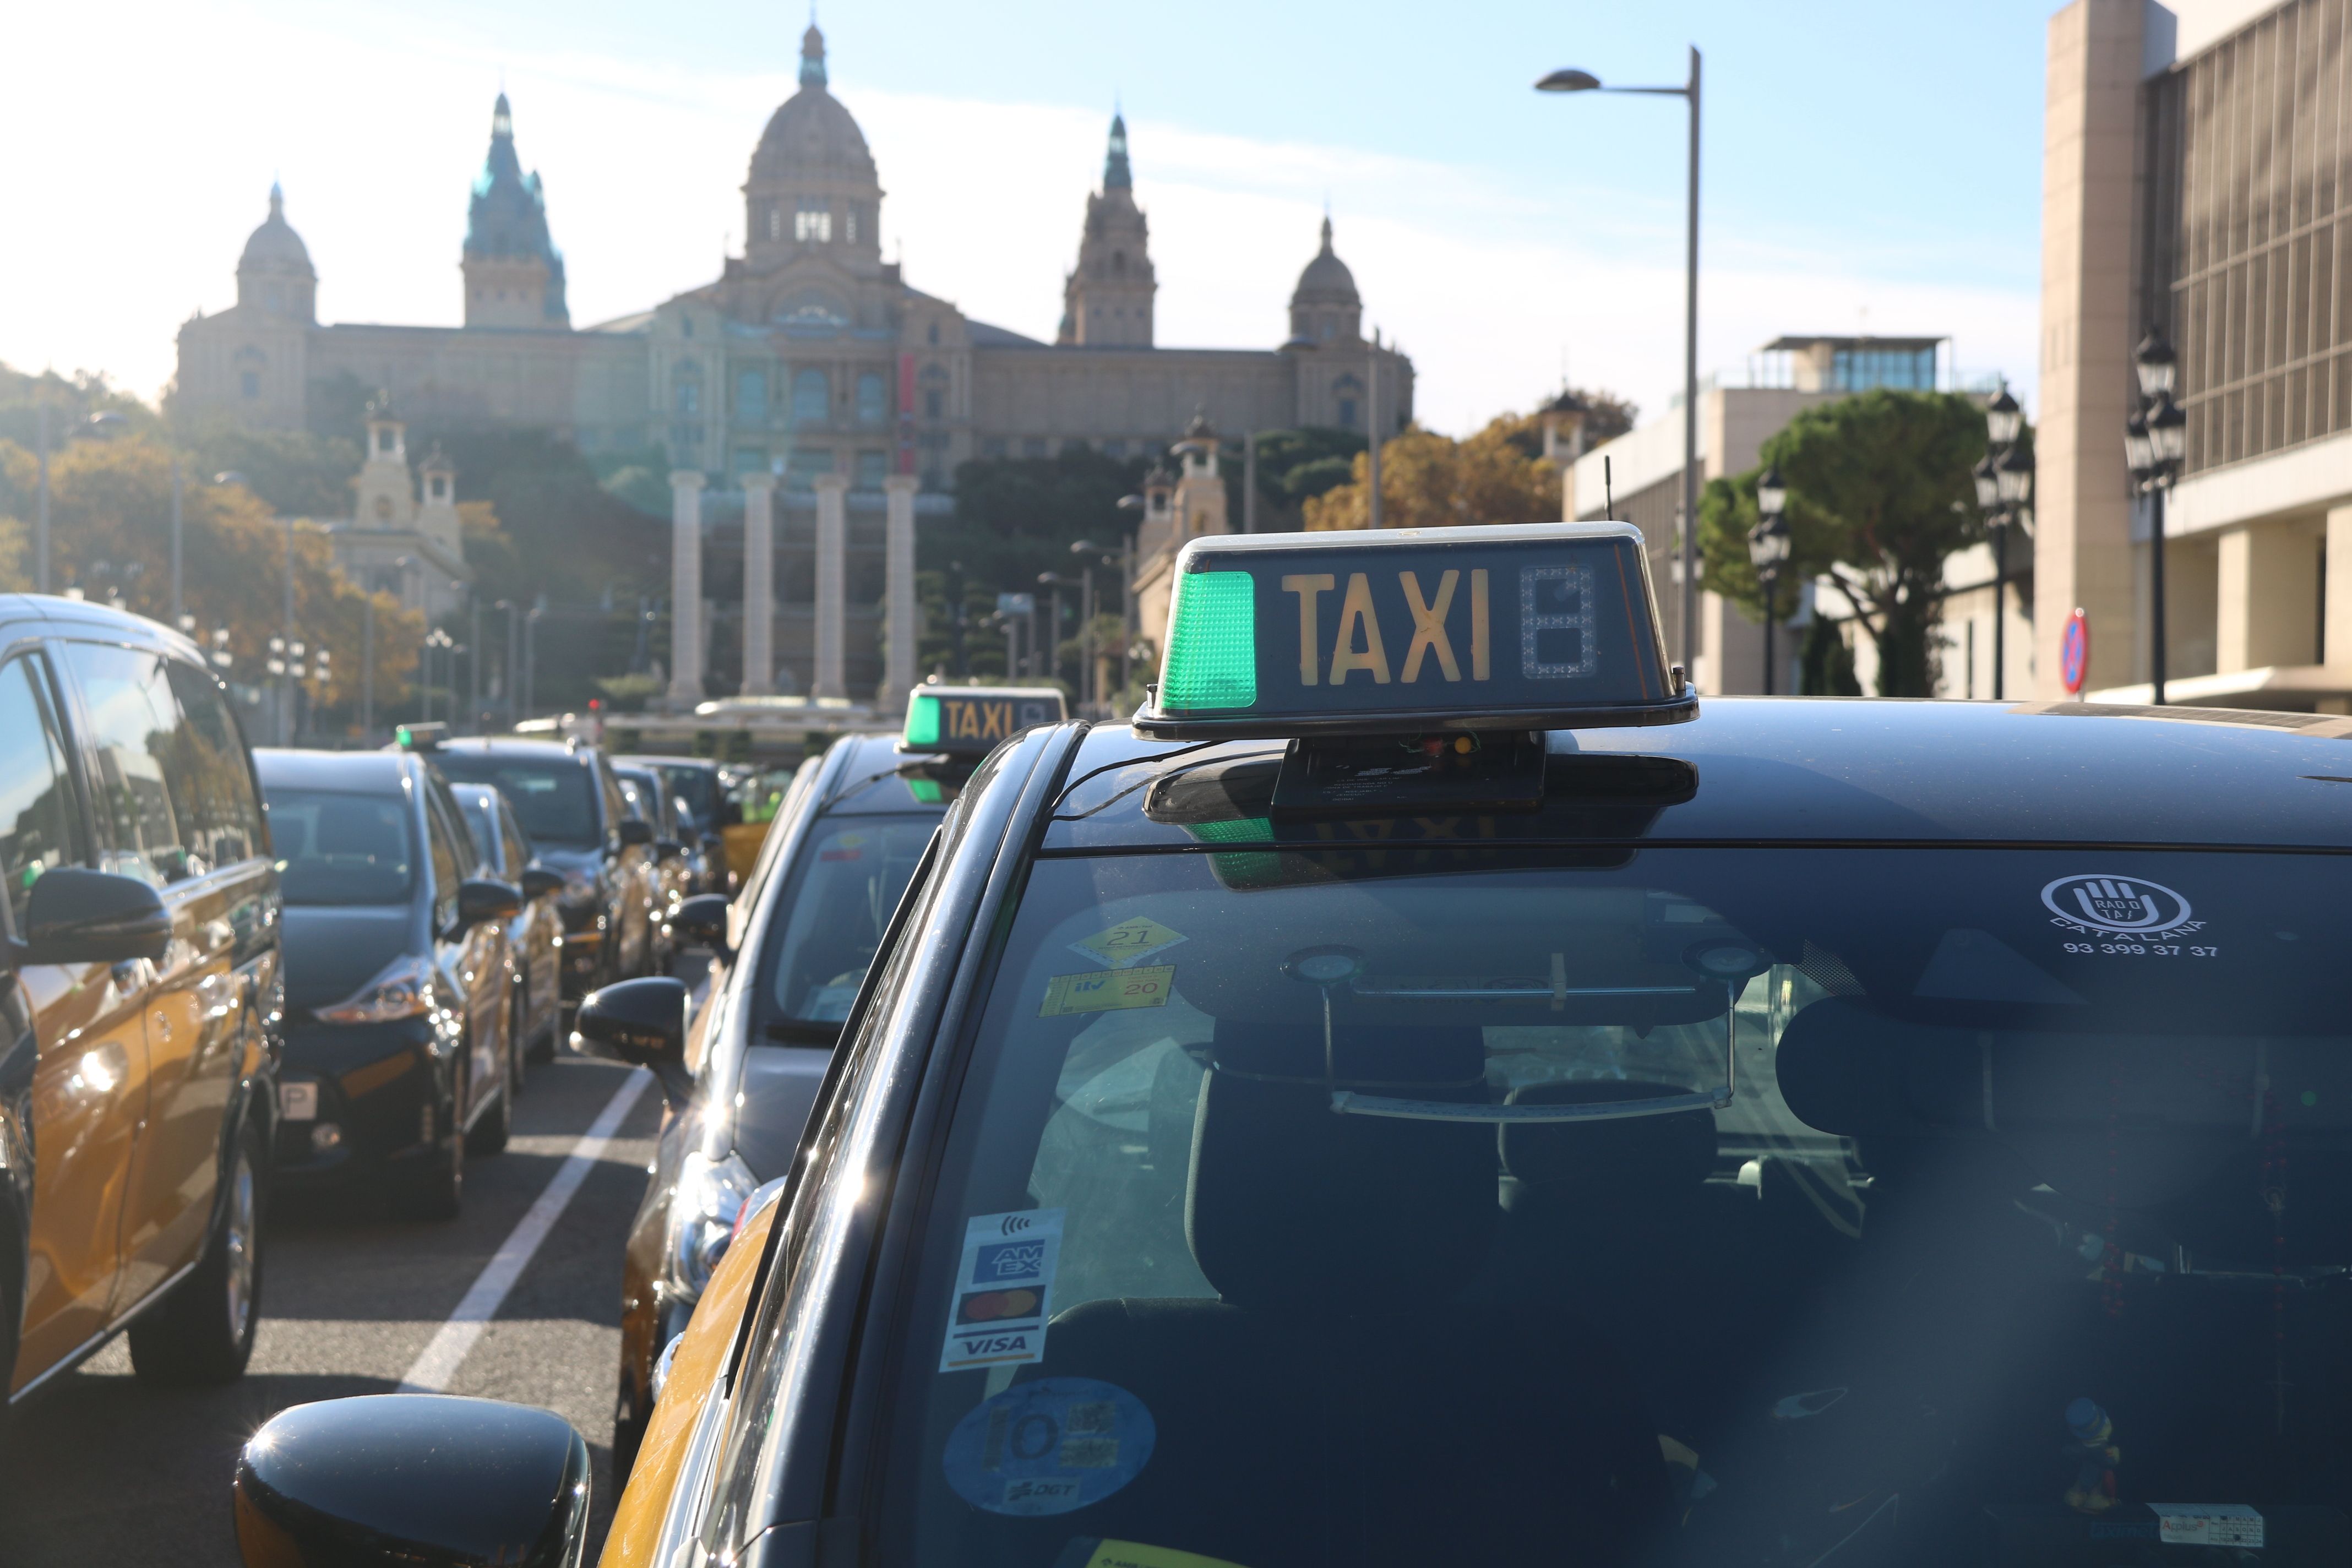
[
  {"x1": 939, "y1": 1210, "x2": 1064, "y2": 1372},
  {"x1": 1070, "y1": 917, "x2": 1188, "y2": 969},
  {"x1": 1039, "y1": 966, "x2": 1174, "y2": 1018},
  {"x1": 942, "y1": 1378, "x2": 1157, "y2": 1516}
]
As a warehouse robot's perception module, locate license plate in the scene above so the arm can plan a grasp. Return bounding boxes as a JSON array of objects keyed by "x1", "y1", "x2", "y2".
[{"x1": 279, "y1": 1081, "x2": 318, "y2": 1121}]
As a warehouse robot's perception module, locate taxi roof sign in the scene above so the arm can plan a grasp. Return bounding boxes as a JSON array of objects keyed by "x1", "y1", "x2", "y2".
[
  {"x1": 901, "y1": 685, "x2": 1070, "y2": 756},
  {"x1": 1134, "y1": 523, "x2": 1694, "y2": 739}
]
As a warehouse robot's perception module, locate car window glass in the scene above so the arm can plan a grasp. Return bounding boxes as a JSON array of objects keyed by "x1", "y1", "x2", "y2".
[
  {"x1": 761, "y1": 815, "x2": 938, "y2": 1030},
  {"x1": 166, "y1": 660, "x2": 263, "y2": 868},
  {"x1": 459, "y1": 794, "x2": 502, "y2": 874},
  {"x1": 265, "y1": 787, "x2": 416, "y2": 906},
  {"x1": 432, "y1": 753, "x2": 599, "y2": 848},
  {"x1": 599, "y1": 763, "x2": 629, "y2": 836},
  {"x1": 499, "y1": 804, "x2": 531, "y2": 876},
  {"x1": 422, "y1": 787, "x2": 462, "y2": 916},
  {"x1": 0, "y1": 654, "x2": 85, "y2": 928},
  {"x1": 63, "y1": 640, "x2": 189, "y2": 885}
]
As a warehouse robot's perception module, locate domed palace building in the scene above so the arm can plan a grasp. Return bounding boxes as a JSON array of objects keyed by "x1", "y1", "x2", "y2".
[{"x1": 174, "y1": 26, "x2": 1411, "y2": 705}]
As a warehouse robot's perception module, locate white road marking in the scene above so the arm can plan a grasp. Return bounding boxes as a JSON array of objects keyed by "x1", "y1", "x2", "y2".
[{"x1": 397, "y1": 1069, "x2": 653, "y2": 1393}]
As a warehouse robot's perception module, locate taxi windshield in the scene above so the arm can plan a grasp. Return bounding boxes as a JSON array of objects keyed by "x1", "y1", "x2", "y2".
[
  {"x1": 879, "y1": 844, "x2": 2352, "y2": 1568},
  {"x1": 266, "y1": 787, "x2": 416, "y2": 906},
  {"x1": 757, "y1": 813, "x2": 937, "y2": 1037}
]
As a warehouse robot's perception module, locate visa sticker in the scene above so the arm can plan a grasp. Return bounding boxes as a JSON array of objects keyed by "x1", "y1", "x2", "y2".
[
  {"x1": 940, "y1": 1210, "x2": 1063, "y2": 1372},
  {"x1": 1069, "y1": 917, "x2": 1188, "y2": 970},
  {"x1": 942, "y1": 1377, "x2": 1157, "y2": 1516},
  {"x1": 1039, "y1": 966, "x2": 1174, "y2": 1019}
]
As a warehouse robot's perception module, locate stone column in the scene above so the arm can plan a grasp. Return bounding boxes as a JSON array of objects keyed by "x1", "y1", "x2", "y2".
[
  {"x1": 879, "y1": 475, "x2": 919, "y2": 712},
  {"x1": 740, "y1": 472, "x2": 777, "y2": 696},
  {"x1": 812, "y1": 473, "x2": 848, "y2": 701},
  {"x1": 667, "y1": 470, "x2": 706, "y2": 710}
]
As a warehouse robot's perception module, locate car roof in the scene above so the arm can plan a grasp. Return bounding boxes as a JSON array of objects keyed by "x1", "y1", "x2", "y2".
[
  {"x1": 437, "y1": 736, "x2": 590, "y2": 762},
  {"x1": 630, "y1": 754, "x2": 720, "y2": 771},
  {"x1": 1044, "y1": 698, "x2": 2352, "y2": 853},
  {"x1": 255, "y1": 748, "x2": 416, "y2": 793},
  {"x1": 819, "y1": 732, "x2": 956, "y2": 817},
  {"x1": 0, "y1": 594, "x2": 209, "y2": 660}
]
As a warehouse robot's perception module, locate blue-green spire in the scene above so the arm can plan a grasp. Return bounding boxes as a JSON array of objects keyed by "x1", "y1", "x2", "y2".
[
  {"x1": 800, "y1": 23, "x2": 827, "y2": 88},
  {"x1": 1104, "y1": 112, "x2": 1131, "y2": 190}
]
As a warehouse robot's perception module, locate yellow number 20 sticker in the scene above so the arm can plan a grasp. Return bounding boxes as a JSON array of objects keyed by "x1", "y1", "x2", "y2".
[{"x1": 1039, "y1": 966, "x2": 1175, "y2": 1018}]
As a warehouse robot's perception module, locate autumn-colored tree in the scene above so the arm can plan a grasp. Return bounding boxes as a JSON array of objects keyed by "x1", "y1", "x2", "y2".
[
  {"x1": 1301, "y1": 415, "x2": 1560, "y2": 531},
  {"x1": 1696, "y1": 389, "x2": 1989, "y2": 698},
  {"x1": 0, "y1": 435, "x2": 423, "y2": 725}
]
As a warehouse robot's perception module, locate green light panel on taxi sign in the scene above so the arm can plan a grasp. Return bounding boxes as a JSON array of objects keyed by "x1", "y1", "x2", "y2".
[
  {"x1": 1136, "y1": 524, "x2": 1689, "y2": 738},
  {"x1": 1159, "y1": 571, "x2": 1257, "y2": 710},
  {"x1": 903, "y1": 693, "x2": 942, "y2": 748}
]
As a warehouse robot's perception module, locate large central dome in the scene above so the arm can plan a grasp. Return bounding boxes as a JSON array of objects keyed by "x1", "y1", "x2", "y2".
[{"x1": 749, "y1": 24, "x2": 876, "y2": 186}]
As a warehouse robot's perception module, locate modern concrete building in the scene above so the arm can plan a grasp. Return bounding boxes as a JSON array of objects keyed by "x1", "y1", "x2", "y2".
[
  {"x1": 2039, "y1": 0, "x2": 2352, "y2": 709},
  {"x1": 1569, "y1": 335, "x2": 1988, "y2": 695},
  {"x1": 173, "y1": 25, "x2": 1411, "y2": 707}
]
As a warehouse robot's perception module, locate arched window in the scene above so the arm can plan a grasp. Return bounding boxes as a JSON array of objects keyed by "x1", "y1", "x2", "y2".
[
  {"x1": 856, "y1": 372, "x2": 886, "y2": 425},
  {"x1": 792, "y1": 369, "x2": 830, "y2": 427}
]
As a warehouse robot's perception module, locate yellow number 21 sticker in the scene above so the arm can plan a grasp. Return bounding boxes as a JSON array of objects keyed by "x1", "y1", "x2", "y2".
[
  {"x1": 1069, "y1": 917, "x2": 1188, "y2": 969},
  {"x1": 1039, "y1": 966, "x2": 1175, "y2": 1018}
]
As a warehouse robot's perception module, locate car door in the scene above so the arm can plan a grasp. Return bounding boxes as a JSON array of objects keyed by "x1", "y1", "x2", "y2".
[
  {"x1": 3, "y1": 647, "x2": 150, "y2": 1391},
  {"x1": 57, "y1": 639, "x2": 242, "y2": 1310}
]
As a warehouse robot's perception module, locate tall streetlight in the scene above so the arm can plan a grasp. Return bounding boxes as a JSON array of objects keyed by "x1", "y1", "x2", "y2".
[
  {"x1": 1539, "y1": 47, "x2": 1702, "y2": 676},
  {"x1": 1977, "y1": 385, "x2": 2034, "y2": 700},
  {"x1": 2127, "y1": 331, "x2": 2184, "y2": 704},
  {"x1": 1747, "y1": 466, "x2": 1792, "y2": 695},
  {"x1": 1070, "y1": 539, "x2": 1116, "y2": 713}
]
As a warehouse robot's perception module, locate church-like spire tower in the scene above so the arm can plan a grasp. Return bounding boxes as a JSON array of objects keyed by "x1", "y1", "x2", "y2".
[
  {"x1": 1057, "y1": 112, "x2": 1156, "y2": 347},
  {"x1": 462, "y1": 92, "x2": 570, "y2": 329}
]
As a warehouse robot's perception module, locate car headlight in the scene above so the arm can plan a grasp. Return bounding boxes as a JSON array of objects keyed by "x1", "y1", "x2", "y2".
[
  {"x1": 665, "y1": 1149, "x2": 758, "y2": 1300},
  {"x1": 314, "y1": 953, "x2": 435, "y2": 1025}
]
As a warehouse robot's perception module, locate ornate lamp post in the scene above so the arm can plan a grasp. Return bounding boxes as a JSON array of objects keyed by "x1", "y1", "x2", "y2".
[
  {"x1": 1747, "y1": 465, "x2": 1792, "y2": 695},
  {"x1": 1978, "y1": 386, "x2": 2034, "y2": 700},
  {"x1": 2127, "y1": 331, "x2": 2184, "y2": 704}
]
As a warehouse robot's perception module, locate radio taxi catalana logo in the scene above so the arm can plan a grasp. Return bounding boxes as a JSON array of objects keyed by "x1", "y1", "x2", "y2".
[{"x1": 2040, "y1": 874, "x2": 2199, "y2": 938}]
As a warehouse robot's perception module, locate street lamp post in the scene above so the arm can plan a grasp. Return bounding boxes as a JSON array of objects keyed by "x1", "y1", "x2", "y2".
[
  {"x1": 1978, "y1": 386, "x2": 2034, "y2": 701},
  {"x1": 1747, "y1": 466, "x2": 1792, "y2": 695},
  {"x1": 2127, "y1": 331, "x2": 2184, "y2": 704},
  {"x1": 1539, "y1": 47, "x2": 1701, "y2": 674}
]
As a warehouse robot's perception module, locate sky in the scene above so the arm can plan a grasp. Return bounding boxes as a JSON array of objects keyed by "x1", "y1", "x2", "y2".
[{"x1": 6, "y1": 0, "x2": 2058, "y2": 437}]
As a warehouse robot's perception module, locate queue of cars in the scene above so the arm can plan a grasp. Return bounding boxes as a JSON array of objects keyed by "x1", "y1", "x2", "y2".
[
  {"x1": 0, "y1": 592, "x2": 743, "y2": 1419},
  {"x1": 225, "y1": 525, "x2": 2352, "y2": 1568}
]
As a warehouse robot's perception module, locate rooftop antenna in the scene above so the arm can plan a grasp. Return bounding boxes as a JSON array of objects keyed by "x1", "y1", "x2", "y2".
[{"x1": 1604, "y1": 456, "x2": 1615, "y2": 522}]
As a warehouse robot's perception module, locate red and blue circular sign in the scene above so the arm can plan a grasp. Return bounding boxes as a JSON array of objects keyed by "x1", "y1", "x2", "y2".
[{"x1": 2060, "y1": 609, "x2": 2090, "y2": 695}]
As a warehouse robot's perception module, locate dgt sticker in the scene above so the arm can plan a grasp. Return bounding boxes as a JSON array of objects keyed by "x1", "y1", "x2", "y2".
[
  {"x1": 942, "y1": 1377, "x2": 1157, "y2": 1516},
  {"x1": 939, "y1": 1210, "x2": 1064, "y2": 1372}
]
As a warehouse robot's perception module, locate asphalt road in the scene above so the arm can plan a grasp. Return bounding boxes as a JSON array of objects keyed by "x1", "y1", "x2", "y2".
[{"x1": 0, "y1": 1047, "x2": 665, "y2": 1566}]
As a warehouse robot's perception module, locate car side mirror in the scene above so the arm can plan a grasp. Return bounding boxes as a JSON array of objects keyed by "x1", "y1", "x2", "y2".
[
  {"x1": 14, "y1": 868, "x2": 171, "y2": 967},
  {"x1": 616, "y1": 818, "x2": 655, "y2": 847},
  {"x1": 235, "y1": 1393, "x2": 590, "y2": 1568},
  {"x1": 519, "y1": 866, "x2": 564, "y2": 901},
  {"x1": 573, "y1": 976, "x2": 692, "y2": 1107},
  {"x1": 673, "y1": 892, "x2": 732, "y2": 962},
  {"x1": 454, "y1": 878, "x2": 523, "y2": 932}
]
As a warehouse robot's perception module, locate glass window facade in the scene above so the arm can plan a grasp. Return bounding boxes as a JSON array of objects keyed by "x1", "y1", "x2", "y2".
[
  {"x1": 857, "y1": 372, "x2": 887, "y2": 425},
  {"x1": 2145, "y1": 0, "x2": 2352, "y2": 476},
  {"x1": 737, "y1": 367, "x2": 769, "y2": 424},
  {"x1": 1827, "y1": 345, "x2": 1937, "y2": 391},
  {"x1": 793, "y1": 368, "x2": 830, "y2": 427}
]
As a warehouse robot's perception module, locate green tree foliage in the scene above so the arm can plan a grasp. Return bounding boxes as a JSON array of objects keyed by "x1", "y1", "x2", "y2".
[
  {"x1": 913, "y1": 566, "x2": 1012, "y2": 682},
  {"x1": 179, "y1": 418, "x2": 363, "y2": 519},
  {"x1": 934, "y1": 447, "x2": 1146, "y2": 613},
  {"x1": 1799, "y1": 613, "x2": 1863, "y2": 696},
  {"x1": 1697, "y1": 390, "x2": 1988, "y2": 698},
  {"x1": 1242, "y1": 427, "x2": 1367, "y2": 530}
]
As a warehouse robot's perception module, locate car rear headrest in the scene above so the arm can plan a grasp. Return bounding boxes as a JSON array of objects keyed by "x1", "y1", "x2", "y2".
[
  {"x1": 1185, "y1": 1030, "x2": 1497, "y2": 1311},
  {"x1": 1498, "y1": 1080, "x2": 1717, "y2": 1201}
]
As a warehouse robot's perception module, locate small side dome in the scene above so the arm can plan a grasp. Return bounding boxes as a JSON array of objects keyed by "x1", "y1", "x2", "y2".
[
  {"x1": 1290, "y1": 215, "x2": 1358, "y2": 308},
  {"x1": 239, "y1": 183, "x2": 315, "y2": 279}
]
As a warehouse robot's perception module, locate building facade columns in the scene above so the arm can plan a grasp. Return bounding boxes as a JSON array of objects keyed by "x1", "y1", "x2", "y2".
[
  {"x1": 741, "y1": 471, "x2": 777, "y2": 696},
  {"x1": 812, "y1": 473, "x2": 848, "y2": 701},
  {"x1": 879, "y1": 474, "x2": 918, "y2": 712},
  {"x1": 667, "y1": 470, "x2": 706, "y2": 710}
]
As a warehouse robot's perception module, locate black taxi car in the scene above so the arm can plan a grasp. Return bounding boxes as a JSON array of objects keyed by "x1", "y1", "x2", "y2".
[
  {"x1": 236, "y1": 525, "x2": 2352, "y2": 1568},
  {"x1": 609, "y1": 698, "x2": 1060, "y2": 1482},
  {"x1": 0, "y1": 597, "x2": 280, "y2": 1403}
]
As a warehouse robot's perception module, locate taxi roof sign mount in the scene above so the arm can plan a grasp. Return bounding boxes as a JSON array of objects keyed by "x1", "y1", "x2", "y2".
[{"x1": 1134, "y1": 523, "x2": 1695, "y2": 740}]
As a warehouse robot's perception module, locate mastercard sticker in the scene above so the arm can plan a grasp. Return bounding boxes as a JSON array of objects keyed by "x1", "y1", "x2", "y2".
[{"x1": 940, "y1": 1208, "x2": 1064, "y2": 1372}]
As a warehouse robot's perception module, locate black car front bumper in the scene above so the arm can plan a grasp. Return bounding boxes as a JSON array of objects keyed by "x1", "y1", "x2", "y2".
[{"x1": 273, "y1": 1017, "x2": 453, "y2": 1188}]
